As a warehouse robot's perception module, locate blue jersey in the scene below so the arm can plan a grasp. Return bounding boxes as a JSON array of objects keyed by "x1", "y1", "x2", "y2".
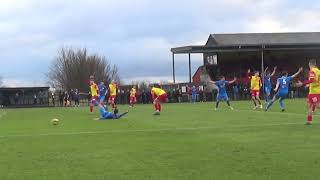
[
  {"x1": 191, "y1": 87, "x2": 197, "y2": 95},
  {"x1": 215, "y1": 80, "x2": 229, "y2": 95},
  {"x1": 99, "y1": 106, "x2": 115, "y2": 119},
  {"x1": 98, "y1": 84, "x2": 107, "y2": 96},
  {"x1": 264, "y1": 75, "x2": 271, "y2": 88},
  {"x1": 277, "y1": 76, "x2": 293, "y2": 94}
]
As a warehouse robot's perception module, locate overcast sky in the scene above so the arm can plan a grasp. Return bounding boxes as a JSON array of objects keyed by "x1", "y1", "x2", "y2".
[{"x1": 0, "y1": 0, "x2": 319, "y2": 87}]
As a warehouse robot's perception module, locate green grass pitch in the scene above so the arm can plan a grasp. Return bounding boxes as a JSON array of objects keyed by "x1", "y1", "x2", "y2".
[{"x1": 1, "y1": 99, "x2": 320, "y2": 180}]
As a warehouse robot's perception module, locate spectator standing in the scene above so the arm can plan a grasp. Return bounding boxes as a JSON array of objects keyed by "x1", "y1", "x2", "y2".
[
  {"x1": 199, "y1": 88, "x2": 204, "y2": 102},
  {"x1": 233, "y1": 85, "x2": 239, "y2": 100},
  {"x1": 14, "y1": 92, "x2": 19, "y2": 105},
  {"x1": 33, "y1": 93, "x2": 37, "y2": 105},
  {"x1": 51, "y1": 92, "x2": 55, "y2": 106},
  {"x1": 59, "y1": 91, "x2": 64, "y2": 107},
  {"x1": 64, "y1": 91, "x2": 69, "y2": 107},
  {"x1": 142, "y1": 90, "x2": 147, "y2": 104},
  {"x1": 74, "y1": 89, "x2": 80, "y2": 107},
  {"x1": 38, "y1": 91, "x2": 44, "y2": 105}
]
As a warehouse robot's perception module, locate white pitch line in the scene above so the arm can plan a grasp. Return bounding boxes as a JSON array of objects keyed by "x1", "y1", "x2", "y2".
[{"x1": 0, "y1": 122, "x2": 305, "y2": 138}]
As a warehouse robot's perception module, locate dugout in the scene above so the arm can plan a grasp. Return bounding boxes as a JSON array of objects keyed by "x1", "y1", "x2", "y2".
[
  {"x1": 0, "y1": 87, "x2": 50, "y2": 108},
  {"x1": 171, "y1": 32, "x2": 320, "y2": 84}
]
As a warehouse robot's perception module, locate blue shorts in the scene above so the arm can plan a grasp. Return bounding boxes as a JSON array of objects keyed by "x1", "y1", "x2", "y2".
[
  {"x1": 217, "y1": 93, "x2": 229, "y2": 101},
  {"x1": 275, "y1": 92, "x2": 287, "y2": 99},
  {"x1": 192, "y1": 94, "x2": 196, "y2": 99},
  {"x1": 265, "y1": 86, "x2": 271, "y2": 95},
  {"x1": 99, "y1": 95, "x2": 106, "y2": 102}
]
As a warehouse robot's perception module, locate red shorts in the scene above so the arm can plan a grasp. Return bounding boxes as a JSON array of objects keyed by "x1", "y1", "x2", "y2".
[
  {"x1": 157, "y1": 93, "x2": 168, "y2": 102},
  {"x1": 90, "y1": 96, "x2": 99, "y2": 104},
  {"x1": 251, "y1": 90, "x2": 260, "y2": 97},
  {"x1": 108, "y1": 95, "x2": 116, "y2": 103},
  {"x1": 130, "y1": 96, "x2": 137, "y2": 103},
  {"x1": 307, "y1": 94, "x2": 320, "y2": 106}
]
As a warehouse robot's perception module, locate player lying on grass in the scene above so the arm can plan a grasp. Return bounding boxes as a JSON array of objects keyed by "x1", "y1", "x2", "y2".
[
  {"x1": 265, "y1": 68, "x2": 302, "y2": 112},
  {"x1": 209, "y1": 76, "x2": 236, "y2": 110},
  {"x1": 151, "y1": 84, "x2": 168, "y2": 115},
  {"x1": 263, "y1": 66, "x2": 277, "y2": 103},
  {"x1": 95, "y1": 104, "x2": 129, "y2": 120},
  {"x1": 248, "y1": 69, "x2": 263, "y2": 110},
  {"x1": 296, "y1": 59, "x2": 320, "y2": 125}
]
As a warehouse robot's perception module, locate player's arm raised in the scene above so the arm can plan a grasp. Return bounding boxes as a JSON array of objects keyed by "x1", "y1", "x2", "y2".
[
  {"x1": 274, "y1": 80, "x2": 280, "y2": 92},
  {"x1": 229, "y1": 77, "x2": 237, "y2": 84},
  {"x1": 263, "y1": 67, "x2": 268, "y2": 75},
  {"x1": 270, "y1": 66, "x2": 277, "y2": 77},
  {"x1": 291, "y1": 67, "x2": 303, "y2": 78}
]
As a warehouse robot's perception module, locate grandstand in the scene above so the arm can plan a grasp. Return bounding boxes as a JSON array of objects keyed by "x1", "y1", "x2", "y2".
[{"x1": 171, "y1": 32, "x2": 320, "y2": 85}]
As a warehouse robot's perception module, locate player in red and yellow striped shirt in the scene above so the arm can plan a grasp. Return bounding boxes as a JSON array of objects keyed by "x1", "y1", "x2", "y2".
[
  {"x1": 108, "y1": 81, "x2": 118, "y2": 111},
  {"x1": 89, "y1": 75, "x2": 99, "y2": 113},
  {"x1": 129, "y1": 86, "x2": 137, "y2": 107},
  {"x1": 151, "y1": 84, "x2": 168, "y2": 115},
  {"x1": 296, "y1": 59, "x2": 320, "y2": 125},
  {"x1": 248, "y1": 69, "x2": 263, "y2": 109}
]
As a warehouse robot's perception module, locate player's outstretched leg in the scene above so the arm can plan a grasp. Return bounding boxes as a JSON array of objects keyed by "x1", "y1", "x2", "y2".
[
  {"x1": 115, "y1": 111, "x2": 129, "y2": 119},
  {"x1": 265, "y1": 96, "x2": 277, "y2": 111}
]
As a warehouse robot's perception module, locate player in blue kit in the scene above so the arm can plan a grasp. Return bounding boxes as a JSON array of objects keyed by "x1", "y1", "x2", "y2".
[
  {"x1": 265, "y1": 68, "x2": 302, "y2": 112},
  {"x1": 191, "y1": 86, "x2": 197, "y2": 104},
  {"x1": 263, "y1": 66, "x2": 277, "y2": 103},
  {"x1": 98, "y1": 82, "x2": 108, "y2": 106},
  {"x1": 210, "y1": 76, "x2": 237, "y2": 110},
  {"x1": 95, "y1": 104, "x2": 129, "y2": 120}
]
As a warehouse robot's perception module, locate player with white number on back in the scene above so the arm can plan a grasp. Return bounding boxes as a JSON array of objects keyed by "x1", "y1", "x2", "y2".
[{"x1": 265, "y1": 68, "x2": 302, "y2": 112}]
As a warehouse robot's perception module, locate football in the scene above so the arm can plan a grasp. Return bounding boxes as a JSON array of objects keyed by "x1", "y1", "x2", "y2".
[{"x1": 51, "y1": 118, "x2": 60, "y2": 125}]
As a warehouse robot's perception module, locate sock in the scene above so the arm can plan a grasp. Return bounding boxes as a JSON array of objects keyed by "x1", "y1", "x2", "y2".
[
  {"x1": 266, "y1": 101, "x2": 274, "y2": 110},
  {"x1": 257, "y1": 99, "x2": 261, "y2": 105},
  {"x1": 158, "y1": 104, "x2": 161, "y2": 112},
  {"x1": 312, "y1": 105, "x2": 316, "y2": 112},
  {"x1": 154, "y1": 103, "x2": 158, "y2": 111},
  {"x1": 216, "y1": 101, "x2": 220, "y2": 108},
  {"x1": 90, "y1": 106, "x2": 93, "y2": 112},
  {"x1": 307, "y1": 115, "x2": 313, "y2": 122},
  {"x1": 265, "y1": 95, "x2": 270, "y2": 102},
  {"x1": 279, "y1": 98, "x2": 285, "y2": 109},
  {"x1": 226, "y1": 101, "x2": 231, "y2": 106},
  {"x1": 252, "y1": 99, "x2": 257, "y2": 106}
]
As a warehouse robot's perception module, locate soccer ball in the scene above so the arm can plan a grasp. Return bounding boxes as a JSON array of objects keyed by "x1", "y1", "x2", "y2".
[{"x1": 51, "y1": 118, "x2": 60, "y2": 126}]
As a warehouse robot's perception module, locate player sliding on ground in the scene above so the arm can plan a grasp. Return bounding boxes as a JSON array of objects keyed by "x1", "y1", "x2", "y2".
[
  {"x1": 89, "y1": 75, "x2": 100, "y2": 113},
  {"x1": 95, "y1": 104, "x2": 129, "y2": 120},
  {"x1": 209, "y1": 76, "x2": 237, "y2": 110},
  {"x1": 248, "y1": 69, "x2": 263, "y2": 109},
  {"x1": 296, "y1": 59, "x2": 320, "y2": 125},
  {"x1": 151, "y1": 85, "x2": 168, "y2": 115},
  {"x1": 263, "y1": 66, "x2": 277, "y2": 103},
  {"x1": 265, "y1": 68, "x2": 302, "y2": 112}
]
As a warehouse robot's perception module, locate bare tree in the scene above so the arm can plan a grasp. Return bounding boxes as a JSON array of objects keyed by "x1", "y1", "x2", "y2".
[{"x1": 48, "y1": 47, "x2": 120, "y2": 92}]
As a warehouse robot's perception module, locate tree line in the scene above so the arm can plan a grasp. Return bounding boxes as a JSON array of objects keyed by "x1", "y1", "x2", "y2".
[{"x1": 48, "y1": 47, "x2": 120, "y2": 92}]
